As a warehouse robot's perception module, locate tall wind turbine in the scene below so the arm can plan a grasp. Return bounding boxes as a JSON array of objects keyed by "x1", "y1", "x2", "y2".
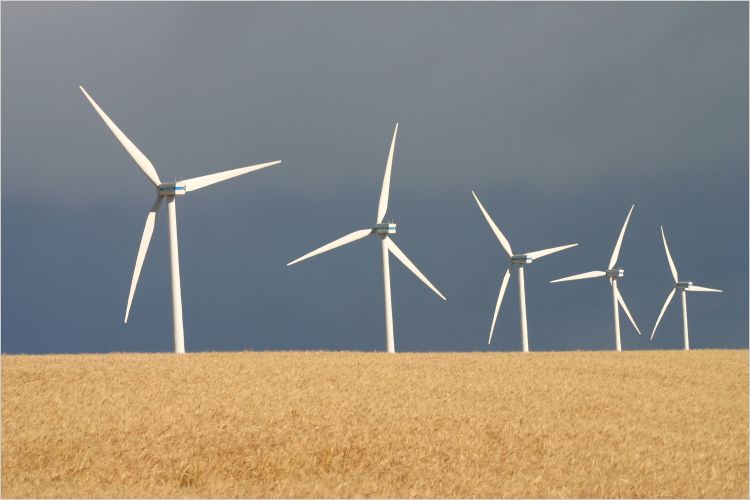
[
  {"x1": 287, "y1": 123, "x2": 446, "y2": 353},
  {"x1": 80, "y1": 86, "x2": 281, "y2": 353},
  {"x1": 550, "y1": 205, "x2": 642, "y2": 351},
  {"x1": 471, "y1": 191, "x2": 577, "y2": 352},
  {"x1": 650, "y1": 226, "x2": 722, "y2": 350}
]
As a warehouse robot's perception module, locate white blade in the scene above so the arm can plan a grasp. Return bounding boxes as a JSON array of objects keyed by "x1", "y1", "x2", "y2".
[
  {"x1": 183, "y1": 160, "x2": 282, "y2": 192},
  {"x1": 384, "y1": 237, "x2": 446, "y2": 300},
  {"x1": 608, "y1": 204, "x2": 635, "y2": 270},
  {"x1": 488, "y1": 268, "x2": 512, "y2": 344},
  {"x1": 614, "y1": 286, "x2": 642, "y2": 335},
  {"x1": 287, "y1": 229, "x2": 372, "y2": 267},
  {"x1": 550, "y1": 270, "x2": 606, "y2": 283},
  {"x1": 660, "y1": 226, "x2": 679, "y2": 282},
  {"x1": 471, "y1": 191, "x2": 513, "y2": 257},
  {"x1": 376, "y1": 123, "x2": 399, "y2": 224},
  {"x1": 79, "y1": 86, "x2": 161, "y2": 187},
  {"x1": 686, "y1": 285, "x2": 723, "y2": 293},
  {"x1": 525, "y1": 243, "x2": 578, "y2": 261},
  {"x1": 650, "y1": 288, "x2": 676, "y2": 340},
  {"x1": 125, "y1": 196, "x2": 163, "y2": 323}
]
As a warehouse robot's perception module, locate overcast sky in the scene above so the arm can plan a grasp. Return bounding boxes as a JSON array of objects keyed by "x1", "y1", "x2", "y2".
[{"x1": 3, "y1": 2, "x2": 747, "y2": 354}]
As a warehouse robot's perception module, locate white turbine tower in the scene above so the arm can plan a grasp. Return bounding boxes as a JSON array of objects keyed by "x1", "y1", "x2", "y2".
[
  {"x1": 81, "y1": 86, "x2": 281, "y2": 353},
  {"x1": 550, "y1": 204, "x2": 642, "y2": 351},
  {"x1": 471, "y1": 191, "x2": 577, "y2": 352},
  {"x1": 287, "y1": 123, "x2": 446, "y2": 353},
  {"x1": 650, "y1": 226, "x2": 722, "y2": 350}
]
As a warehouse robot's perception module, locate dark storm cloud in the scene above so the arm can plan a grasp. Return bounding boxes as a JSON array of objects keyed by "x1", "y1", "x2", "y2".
[{"x1": 2, "y1": 2, "x2": 747, "y2": 354}]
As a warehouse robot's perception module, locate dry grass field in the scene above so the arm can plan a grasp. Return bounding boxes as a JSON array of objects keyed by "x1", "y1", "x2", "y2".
[{"x1": 2, "y1": 350, "x2": 747, "y2": 498}]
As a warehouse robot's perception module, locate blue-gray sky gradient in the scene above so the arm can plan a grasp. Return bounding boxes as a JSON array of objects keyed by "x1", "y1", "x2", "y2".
[{"x1": 3, "y1": 2, "x2": 747, "y2": 353}]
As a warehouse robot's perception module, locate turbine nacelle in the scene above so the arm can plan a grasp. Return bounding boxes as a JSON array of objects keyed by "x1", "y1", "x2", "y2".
[
  {"x1": 606, "y1": 268, "x2": 624, "y2": 279},
  {"x1": 675, "y1": 281, "x2": 693, "y2": 289},
  {"x1": 158, "y1": 182, "x2": 187, "y2": 197},
  {"x1": 373, "y1": 223, "x2": 397, "y2": 235},
  {"x1": 510, "y1": 255, "x2": 533, "y2": 266}
]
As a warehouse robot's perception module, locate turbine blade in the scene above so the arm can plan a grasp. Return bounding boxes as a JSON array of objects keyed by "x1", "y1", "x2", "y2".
[
  {"x1": 471, "y1": 191, "x2": 513, "y2": 257},
  {"x1": 608, "y1": 204, "x2": 635, "y2": 269},
  {"x1": 525, "y1": 243, "x2": 578, "y2": 261},
  {"x1": 650, "y1": 288, "x2": 676, "y2": 340},
  {"x1": 125, "y1": 195, "x2": 163, "y2": 323},
  {"x1": 488, "y1": 268, "x2": 512, "y2": 344},
  {"x1": 384, "y1": 237, "x2": 446, "y2": 300},
  {"x1": 615, "y1": 287, "x2": 642, "y2": 335},
  {"x1": 686, "y1": 285, "x2": 723, "y2": 293},
  {"x1": 550, "y1": 270, "x2": 606, "y2": 283},
  {"x1": 287, "y1": 229, "x2": 372, "y2": 267},
  {"x1": 183, "y1": 161, "x2": 281, "y2": 192},
  {"x1": 79, "y1": 86, "x2": 161, "y2": 186},
  {"x1": 376, "y1": 123, "x2": 399, "y2": 224},
  {"x1": 660, "y1": 226, "x2": 679, "y2": 282}
]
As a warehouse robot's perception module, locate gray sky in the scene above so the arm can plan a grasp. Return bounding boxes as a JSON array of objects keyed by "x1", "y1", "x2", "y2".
[{"x1": 3, "y1": 2, "x2": 747, "y2": 353}]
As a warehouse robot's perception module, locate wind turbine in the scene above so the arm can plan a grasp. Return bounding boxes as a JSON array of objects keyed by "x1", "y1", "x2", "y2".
[
  {"x1": 80, "y1": 86, "x2": 281, "y2": 353},
  {"x1": 550, "y1": 204, "x2": 642, "y2": 351},
  {"x1": 287, "y1": 123, "x2": 446, "y2": 353},
  {"x1": 650, "y1": 226, "x2": 722, "y2": 350},
  {"x1": 471, "y1": 191, "x2": 577, "y2": 352}
]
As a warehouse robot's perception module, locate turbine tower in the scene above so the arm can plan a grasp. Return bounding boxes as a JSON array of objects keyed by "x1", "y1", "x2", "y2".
[
  {"x1": 81, "y1": 86, "x2": 281, "y2": 353},
  {"x1": 651, "y1": 226, "x2": 722, "y2": 350},
  {"x1": 287, "y1": 123, "x2": 446, "y2": 353},
  {"x1": 550, "y1": 205, "x2": 642, "y2": 351},
  {"x1": 471, "y1": 191, "x2": 577, "y2": 351}
]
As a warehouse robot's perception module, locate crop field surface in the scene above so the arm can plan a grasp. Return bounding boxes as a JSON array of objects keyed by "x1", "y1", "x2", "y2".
[{"x1": 2, "y1": 350, "x2": 747, "y2": 498}]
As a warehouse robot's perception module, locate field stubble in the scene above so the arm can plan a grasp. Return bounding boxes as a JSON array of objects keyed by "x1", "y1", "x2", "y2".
[{"x1": 2, "y1": 350, "x2": 747, "y2": 498}]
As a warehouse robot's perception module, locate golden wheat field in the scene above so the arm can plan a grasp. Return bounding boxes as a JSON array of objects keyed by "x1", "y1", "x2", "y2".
[{"x1": 2, "y1": 350, "x2": 747, "y2": 498}]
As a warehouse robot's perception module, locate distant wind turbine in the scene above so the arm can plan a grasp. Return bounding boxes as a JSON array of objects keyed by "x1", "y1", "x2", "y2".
[
  {"x1": 650, "y1": 226, "x2": 722, "y2": 349},
  {"x1": 471, "y1": 191, "x2": 577, "y2": 351},
  {"x1": 550, "y1": 205, "x2": 642, "y2": 351},
  {"x1": 287, "y1": 123, "x2": 446, "y2": 353},
  {"x1": 80, "y1": 86, "x2": 281, "y2": 353}
]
